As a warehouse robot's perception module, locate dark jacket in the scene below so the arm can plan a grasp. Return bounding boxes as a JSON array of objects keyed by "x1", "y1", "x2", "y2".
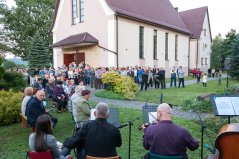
[
  {"x1": 64, "y1": 118, "x2": 122, "y2": 157},
  {"x1": 26, "y1": 97, "x2": 46, "y2": 128}
]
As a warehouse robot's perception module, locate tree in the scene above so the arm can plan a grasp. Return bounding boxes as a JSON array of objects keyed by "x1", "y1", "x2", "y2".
[
  {"x1": 0, "y1": 0, "x2": 55, "y2": 60},
  {"x1": 3, "y1": 60, "x2": 16, "y2": 70},
  {"x1": 211, "y1": 34, "x2": 225, "y2": 69},
  {"x1": 0, "y1": 56, "x2": 4, "y2": 79},
  {"x1": 28, "y1": 32, "x2": 50, "y2": 73},
  {"x1": 229, "y1": 34, "x2": 239, "y2": 78}
]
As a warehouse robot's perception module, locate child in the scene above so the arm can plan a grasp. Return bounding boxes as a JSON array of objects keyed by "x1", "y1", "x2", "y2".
[{"x1": 202, "y1": 73, "x2": 207, "y2": 87}]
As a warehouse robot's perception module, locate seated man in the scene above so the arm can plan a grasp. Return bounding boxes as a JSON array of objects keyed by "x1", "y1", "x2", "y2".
[
  {"x1": 26, "y1": 90, "x2": 57, "y2": 131},
  {"x1": 25, "y1": 90, "x2": 47, "y2": 130},
  {"x1": 142, "y1": 103, "x2": 199, "y2": 159},
  {"x1": 63, "y1": 102, "x2": 122, "y2": 158}
]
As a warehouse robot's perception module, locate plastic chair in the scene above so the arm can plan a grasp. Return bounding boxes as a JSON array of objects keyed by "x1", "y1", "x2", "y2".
[
  {"x1": 27, "y1": 150, "x2": 53, "y2": 159},
  {"x1": 150, "y1": 153, "x2": 183, "y2": 159},
  {"x1": 86, "y1": 156, "x2": 120, "y2": 159}
]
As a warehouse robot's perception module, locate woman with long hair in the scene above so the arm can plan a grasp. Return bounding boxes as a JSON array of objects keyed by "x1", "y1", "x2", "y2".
[{"x1": 29, "y1": 114, "x2": 70, "y2": 159}]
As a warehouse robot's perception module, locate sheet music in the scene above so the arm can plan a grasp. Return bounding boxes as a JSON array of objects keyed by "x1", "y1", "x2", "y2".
[
  {"x1": 90, "y1": 109, "x2": 96, "y2": 120},
  {"x1": 230, "y1": 97, "x2": 239, "y2": 115},
  {"x1": 148, "y1": 112, "x2": 157, "y2": 123},
  {"x1": 214, "y1": 97, "x2": 235, "y2": 115}
]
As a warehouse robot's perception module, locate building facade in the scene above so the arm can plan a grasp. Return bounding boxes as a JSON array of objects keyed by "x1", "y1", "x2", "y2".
[{"x1": 51, "y1": 0, "x2": 212, "y2": 76}]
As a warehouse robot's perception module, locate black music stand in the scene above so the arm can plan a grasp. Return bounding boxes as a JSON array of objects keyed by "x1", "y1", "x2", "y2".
[
  {"x1": 210, "y1": 95, "x2": 239, "y2": 124},
  {"x1": 142, "y1": 105, "x2": 158, "y2": 123}
]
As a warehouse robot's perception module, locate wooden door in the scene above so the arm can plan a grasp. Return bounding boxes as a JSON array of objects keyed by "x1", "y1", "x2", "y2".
[
  {"x1": 64, "y1": 54, "x2": 74, "y2": 67},
  {"x1": 75, "y1": 52, "x2": 85, "y2": 65}
]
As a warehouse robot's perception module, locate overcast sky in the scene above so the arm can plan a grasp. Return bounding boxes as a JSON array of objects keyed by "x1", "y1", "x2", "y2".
[
  {"x1": 4, "y1": 0, "x2": 238, "y2": 38},
  {"x1": 170, "y1": 0, "x2": 239, "y2": 38}
]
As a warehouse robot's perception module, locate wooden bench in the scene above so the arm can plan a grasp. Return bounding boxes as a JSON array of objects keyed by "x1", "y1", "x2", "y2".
[{"x1": 19, "y1": 113, "x2": 28, "y2": 128}]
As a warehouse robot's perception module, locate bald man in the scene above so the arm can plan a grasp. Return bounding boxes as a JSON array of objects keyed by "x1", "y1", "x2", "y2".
[
  {"x1": 26, "y1": 90, "x2": 47, "y2": 129},
  {"x1": 143, "y1": 103, "x2": 199, "y2": 159}
]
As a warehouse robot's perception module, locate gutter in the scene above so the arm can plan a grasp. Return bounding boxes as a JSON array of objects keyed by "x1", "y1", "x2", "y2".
[
  {"x1": 196, "y1": 40, "x2": 199, "y2": 69},
  {"x1": 116, "y1": 14, "x2": 119, "y2": 68},
  {"x1": 188, "y1": 38, "x2": 190, "y2": 76}
]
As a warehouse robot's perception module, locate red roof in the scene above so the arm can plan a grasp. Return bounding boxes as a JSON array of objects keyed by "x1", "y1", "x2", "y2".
[
  {"x1": 106, "y1": 0, "x2": 191, "y2": 34},
  {"x1": 51, "y1": 0, "x2": 191, "y2": 35},
  {"x1": 50, "y1": 32, "x2": 98, "y2": 48},
  {"x1": 179, "y1": 6, "x2": 208, "y2": 39}
]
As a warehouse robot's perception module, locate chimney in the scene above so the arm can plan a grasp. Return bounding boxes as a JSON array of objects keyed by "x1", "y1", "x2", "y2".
[{"x1": 175, "y1": 7, "x2": 178, "y2": 12}]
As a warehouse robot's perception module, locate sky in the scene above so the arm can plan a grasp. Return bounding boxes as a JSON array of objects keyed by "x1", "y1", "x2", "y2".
[{"x1": 169, "y1": 0, "x2": 239, "y2": 38}]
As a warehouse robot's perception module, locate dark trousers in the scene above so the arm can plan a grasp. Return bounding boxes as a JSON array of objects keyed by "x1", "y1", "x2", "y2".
[
  {"x1": 95, "y1": 78, "x2": 102, "y2": 89},
  {"x1": 141, "y1": 80, "x2": 148, "y2": 90},
  {"x1": 147, "y1": 78, "x2": 153, "y2": 87},
  {"x1": 155, "y1": 80, "x2": 159, "y2": 88},
  {"x1": 159, "y1": 79, "x2": 164, "y2": 89},
  {"x1": 197, "y1": 77, "x2": 200, "y2": 83},
  {"x1": 203, "y1": 82, "x2": 207, "y2": 87},
  {"x1": 178, "y1": 78, "x2": 185, "y2": 88},
  {"x1": 54, "y1": 97, "x2": 67, "y2": 111},
  {"x1": 170, "y1": 77, "x2": 176, "y2": 87}
]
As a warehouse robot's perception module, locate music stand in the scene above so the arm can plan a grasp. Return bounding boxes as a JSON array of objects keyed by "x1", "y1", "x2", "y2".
[
  {"x1": 142, "y1": 105, "x2": 158, "y2": 123},
  {"x1": 210, "y1": 95, "x2": 239, "y2": 124},
  {"x1": 108, "y1": 108, "x2": 120, "y2": 126}
]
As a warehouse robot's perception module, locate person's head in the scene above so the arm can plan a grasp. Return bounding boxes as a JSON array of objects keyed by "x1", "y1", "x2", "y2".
[
  {"x1": 35, "y1": 114, "x2": 53, "y2": 152},
  {"x1": 79, "y1": 81, "x2": 84, "y2": 86},
  {"x1": 48, "y1": 77, "x2": 55, "y2": 84},
  {"x1": 56, "y1": 80, "x2": 63, "y2": 87},
  {"x1": 94, "y1": 102, "x2": 109, "y2": 119},
  {"x1": 35, "y1": 90, "x2": 45, "y2": 102},
  {"x1": 157, "y1": 103, "x2": 172, "y2": 121},
  {"x1": 81, "y1": 90, "x2": 90, "y2": 100},
  {"x1": 24, "y1": 87, "x2": 33, "y2": 96},
  {"x1": 37, "y1": 78, "x2": 42, "y2": 83},
  {"x1": 70, "y1": 79, "x2": 75, "y2": 85},
  {"x1": 74, "y1": 85, "x2": 85, "y2": 93}
]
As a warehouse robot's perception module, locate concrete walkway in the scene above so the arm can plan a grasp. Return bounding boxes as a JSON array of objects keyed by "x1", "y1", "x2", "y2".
[{"x1": 87, "y1": 76, "x2": 225, "y2": 121}]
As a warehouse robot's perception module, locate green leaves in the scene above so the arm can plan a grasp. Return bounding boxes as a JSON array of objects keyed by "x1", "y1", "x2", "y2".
[
  {"x1": 0, "y1": 90, "x2": 23, "y2": 126},
  {"x1": 102, "y1": 71, "x2": 137, "y2": 100},
  {"x1": 0, "y1": 0, "x2": 55, "y2": 60}
]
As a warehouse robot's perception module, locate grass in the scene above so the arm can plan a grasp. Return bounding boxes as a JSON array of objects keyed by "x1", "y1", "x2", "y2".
[
  {"x1": 0, "y1": 104, "x2": 215, "y2": 159},
  {"x1": 95, "y1": 79, "x2": 238, "y2": 106}
]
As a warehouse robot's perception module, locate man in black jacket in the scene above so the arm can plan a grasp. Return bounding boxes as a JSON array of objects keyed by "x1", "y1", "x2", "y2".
[
  {"x1": 25, "y1": 90, "x2": 46, "y2": 129},
  {"x1": 26, "y1": 90, "x2": 57, "y2": 130},
  {"x1": 64, "y1": 102, "x2": 122, "y2": 158}
]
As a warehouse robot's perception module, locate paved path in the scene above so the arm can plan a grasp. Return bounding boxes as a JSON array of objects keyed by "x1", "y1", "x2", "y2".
[{"x1": 87, "y1": 76, "x2": 225, "y2": 121}]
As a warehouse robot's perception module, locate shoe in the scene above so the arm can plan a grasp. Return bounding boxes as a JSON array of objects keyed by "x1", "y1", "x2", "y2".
[{"x1": 57, "y1": 110, "x2": 62, "y2": 113}]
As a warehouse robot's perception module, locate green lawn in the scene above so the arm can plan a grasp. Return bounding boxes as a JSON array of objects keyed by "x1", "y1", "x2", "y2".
[
  {"x1": 0, "y1": 105, "x2": 214, "y2": 159},
  {"x1": 95, "y1": 79, "x2": 238, "y2": 106}
]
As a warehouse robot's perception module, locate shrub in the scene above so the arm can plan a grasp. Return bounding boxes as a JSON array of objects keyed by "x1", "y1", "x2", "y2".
[
  {"x1": 181, "y1": 97, "x2": 212, "y2": 113},
  {"x1": 102, "y1": 71, "x2": 137, "y2": 100},
  {"x1": 0, "y1": 90, "x2": 23, "y2": 126},
  {"x1": 2, "y1": 71, "x2": 27, "y2": 91}
]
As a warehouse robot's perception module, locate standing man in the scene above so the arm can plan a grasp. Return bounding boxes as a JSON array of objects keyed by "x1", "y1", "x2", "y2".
[
  {"x1": 170, "y1": 66, "x2": 177, "y2": 87},
  {"x1": 142, "y1": 103, "x2": 199, "y2": 159},
  {"x1": 178, "y1": 66, "x2": 185, "y2": 88},
  {"x1": 63, "y1": 102, "x2": 122, "y2": 158}
]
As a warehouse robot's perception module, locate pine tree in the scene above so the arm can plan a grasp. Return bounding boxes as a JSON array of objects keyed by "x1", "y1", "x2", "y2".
[
  {"x1": 229, "y1": 34, "x2": 239, "y2": 79},
  {"x1": 0, "y1": 56, "x2": 5, "y2": 79},
  {"x1": 28, "y1": 32, "x2": 50, "y2": 74}
]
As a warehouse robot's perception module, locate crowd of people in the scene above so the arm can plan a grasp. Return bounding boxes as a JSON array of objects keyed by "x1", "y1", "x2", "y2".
[{"x1": 19, "y1": 62, "x2": 211, "y2": 159}]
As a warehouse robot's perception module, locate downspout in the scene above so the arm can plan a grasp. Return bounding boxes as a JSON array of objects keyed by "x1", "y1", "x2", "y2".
[
  {"x1": 196, "y1": 40, "x2": 199, "y2": 69},
  {"x1": 116, "y1": 14, "x2": 119, "y2": 68},
  {"x1": 188, "y1": 38, "x2": 190, "y2": 76}
]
